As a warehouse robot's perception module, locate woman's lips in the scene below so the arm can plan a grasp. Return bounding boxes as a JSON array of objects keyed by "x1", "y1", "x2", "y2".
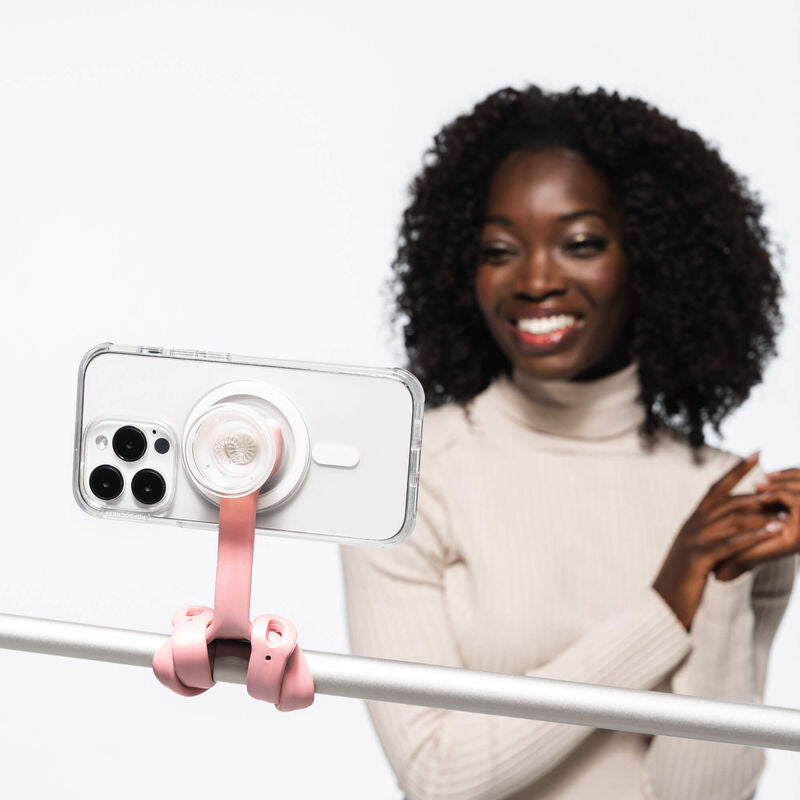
[{"x1": 508, "y1": 316, "x2": 586, "y2": 354}]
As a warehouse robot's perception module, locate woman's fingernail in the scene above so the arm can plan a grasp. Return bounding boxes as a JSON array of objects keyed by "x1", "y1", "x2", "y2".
[{"x1": 765, "y1": 520, "x2": 785, "y2": 533}]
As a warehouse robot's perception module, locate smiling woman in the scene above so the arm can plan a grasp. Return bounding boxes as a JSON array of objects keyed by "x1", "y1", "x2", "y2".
[{"x1": 339, "y1": 85, "x2": 798, "y2": 800}]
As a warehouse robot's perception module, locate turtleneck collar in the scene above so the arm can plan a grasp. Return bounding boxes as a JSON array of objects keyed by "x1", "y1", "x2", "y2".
[{"x1": 488, "y1": 358, "x2": 647, "y2": 441}]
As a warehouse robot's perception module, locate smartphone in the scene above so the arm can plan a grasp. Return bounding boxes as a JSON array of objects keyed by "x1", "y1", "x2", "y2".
[{"x1": 73, "y1": 344, "x2": 424, "y2": 547}]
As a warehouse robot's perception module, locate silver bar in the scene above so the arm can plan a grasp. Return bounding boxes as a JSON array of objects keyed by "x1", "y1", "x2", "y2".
[{"x1": 1, "y1": 612, "x2": 798, "y2": 751}]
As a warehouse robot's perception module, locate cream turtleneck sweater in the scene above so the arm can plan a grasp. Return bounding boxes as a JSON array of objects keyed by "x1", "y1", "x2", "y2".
[{"x1": 339, "y1": 360, "x2": 797, "y2": 800}]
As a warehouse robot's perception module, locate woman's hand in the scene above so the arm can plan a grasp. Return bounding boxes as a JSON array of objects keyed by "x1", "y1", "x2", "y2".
[
  {"x1": 653, "y1": 452, "x2": 787, "y2": 629},
  {"x1": 713, "y1": 466, "x2": 800, "y2": 581}
]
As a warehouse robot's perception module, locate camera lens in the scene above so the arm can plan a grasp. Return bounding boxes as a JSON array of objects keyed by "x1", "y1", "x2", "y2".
[
  {"x1": 113, "y1": 426, "x2": 147, "y2": 462},
  {"x1": 131, "y1": 468, "x2": 166, "y2": 505},
  {"x1": 89, "y1": 465, "x2": 124, "y2": 501}
]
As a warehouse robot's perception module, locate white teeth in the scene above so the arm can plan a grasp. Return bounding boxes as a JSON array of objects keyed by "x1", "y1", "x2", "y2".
[{"x1": 516, "y1": 314, "x2": 579, "y2": 334}]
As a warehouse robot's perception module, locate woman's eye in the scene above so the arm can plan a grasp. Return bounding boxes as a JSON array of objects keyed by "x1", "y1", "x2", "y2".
[
  {"x1": 480, "y1": 245, "x2": 515, "y2": 263},
  {"x1": 564, "y1": 235, "x2": 608, "y2": 256}
]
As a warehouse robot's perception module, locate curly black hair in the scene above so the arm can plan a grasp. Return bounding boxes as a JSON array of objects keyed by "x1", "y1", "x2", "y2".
[{"x1": 389, "y1": 85, "x2": 784, "y2": 458}]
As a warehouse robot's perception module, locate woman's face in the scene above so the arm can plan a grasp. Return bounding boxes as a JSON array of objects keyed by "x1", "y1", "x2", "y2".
[{"x1": 474, "y1": 147, "x2": 632, "y2": 382}]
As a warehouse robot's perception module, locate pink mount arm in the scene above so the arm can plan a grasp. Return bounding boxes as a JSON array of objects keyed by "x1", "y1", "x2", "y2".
[
  {"x1": 152, "y1": 426, "x2": 314, "y2": 710},
  {"x1": 206, "y1": 492, "x2": 258, "y2": 642}
]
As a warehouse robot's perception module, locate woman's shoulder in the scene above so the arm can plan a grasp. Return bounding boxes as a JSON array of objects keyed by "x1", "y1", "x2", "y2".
[
  {"x1": 420, "y1": 401, "x2": 476, "y2": 460},
  {"x1": 655, "y1": 434, "x2": 768, "y2": 495},
  {"x1": 419, "y1": 378, "x2": 514, "y2": 461},
  {"x1": 707, "y1": 444, "x2": 768, "y2": 494}
]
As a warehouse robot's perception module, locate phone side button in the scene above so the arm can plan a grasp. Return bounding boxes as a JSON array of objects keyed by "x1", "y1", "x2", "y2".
[{"x1": 409, "y1": 446, "x2": 421, "y2": 485}]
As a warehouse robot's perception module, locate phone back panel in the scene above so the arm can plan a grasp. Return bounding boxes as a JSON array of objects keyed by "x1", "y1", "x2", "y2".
[{"x1": 74, "y1": 344, "x2": 423, "y2": 546}]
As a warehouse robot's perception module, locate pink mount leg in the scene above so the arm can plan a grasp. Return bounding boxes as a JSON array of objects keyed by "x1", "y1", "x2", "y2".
[
  {"x1": 152, "y1": 486, "x2": 314, "y2": 710},
  {"x1": 206, "y1": 492, "x2": 258, "y2": 642}
]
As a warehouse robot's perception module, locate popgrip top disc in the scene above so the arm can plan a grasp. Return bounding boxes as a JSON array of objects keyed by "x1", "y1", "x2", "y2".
[
  {"x1": 182, "y1": 381, "x2": 310, "y2": 508},
  {"x1": 184, "y1": 403, "x2": 279, "y2": 499}
]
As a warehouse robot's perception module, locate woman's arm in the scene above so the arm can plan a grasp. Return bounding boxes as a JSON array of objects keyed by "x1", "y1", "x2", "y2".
[
  {"x1": 641, "y1": 556, "x2": 796, "y2": 800},
  {"x1": 641, "y1": 459, "x2": 798, "y2": 800},
  {"x1": 340, "y1": 458, "x2": 693, "y2": 800}
]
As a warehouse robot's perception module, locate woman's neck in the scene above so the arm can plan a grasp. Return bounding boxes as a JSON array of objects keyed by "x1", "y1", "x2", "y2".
[{"x1": 497, "y1": 358, "x2": 647, "y2": 440}]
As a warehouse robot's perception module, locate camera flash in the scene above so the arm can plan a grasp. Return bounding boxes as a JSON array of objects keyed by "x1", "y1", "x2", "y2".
[{"x1": 95, "y1": 434, "x2": 108, "y2": 450}]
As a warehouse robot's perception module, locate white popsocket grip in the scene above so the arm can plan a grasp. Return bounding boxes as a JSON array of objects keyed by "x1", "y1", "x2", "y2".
[
  {"x1": 184, "y1": 403, "x2": 280, "y2": 499},
  {"x1": 182, "y1": 381, "x2": 311, "y2": 509}
]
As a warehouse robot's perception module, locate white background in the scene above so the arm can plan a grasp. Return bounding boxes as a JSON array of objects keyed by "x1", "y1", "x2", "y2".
[{"x1": 1, "y1": 1, "x2": 798, "y2": 797}]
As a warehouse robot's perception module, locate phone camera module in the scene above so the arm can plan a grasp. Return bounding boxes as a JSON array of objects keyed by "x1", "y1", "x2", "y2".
[
  {"x1": 113, "y1": 425, "x2": 147, "y2": 462},
  {"x1": 131, "y1": 468, "x2": 166, "y2": 505},
  {"x1": 89, "y1": 465, "x2": 124, "y2": 501}
]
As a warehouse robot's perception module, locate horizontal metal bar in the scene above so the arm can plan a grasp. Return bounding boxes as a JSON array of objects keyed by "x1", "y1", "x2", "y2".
[{"x1": 1, "y1": 612, "x2": 798, "y2": 751}]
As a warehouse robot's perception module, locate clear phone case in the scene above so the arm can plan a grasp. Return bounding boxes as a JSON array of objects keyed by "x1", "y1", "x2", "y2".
[{"x1": 73, "y1": 343, "x2": 424, "y2": 547}]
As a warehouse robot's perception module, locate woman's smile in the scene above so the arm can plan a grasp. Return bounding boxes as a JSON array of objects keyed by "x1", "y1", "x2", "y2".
[{"x1": 509, "y1": 312, "x2": 587, "y2": 354}]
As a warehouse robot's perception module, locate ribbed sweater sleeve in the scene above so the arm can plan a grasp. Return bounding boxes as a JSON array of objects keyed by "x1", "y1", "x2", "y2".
[
  {"x1": 341, "y1": 456, "x2": 693, "y2": 800},
  {"x1": 642, "y1": 465, "x2": 798, "y2": 800}
]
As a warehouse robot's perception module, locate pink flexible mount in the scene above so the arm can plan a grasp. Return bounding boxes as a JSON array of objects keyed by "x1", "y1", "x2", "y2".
[{"x1": 152, "y1": 438, "x2": 314, "y2": 710}]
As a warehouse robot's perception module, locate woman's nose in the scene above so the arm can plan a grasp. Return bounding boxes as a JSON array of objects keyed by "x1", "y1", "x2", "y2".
[{"x1": 513, "y1": 249, "x2": 568, "y2": 299}]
